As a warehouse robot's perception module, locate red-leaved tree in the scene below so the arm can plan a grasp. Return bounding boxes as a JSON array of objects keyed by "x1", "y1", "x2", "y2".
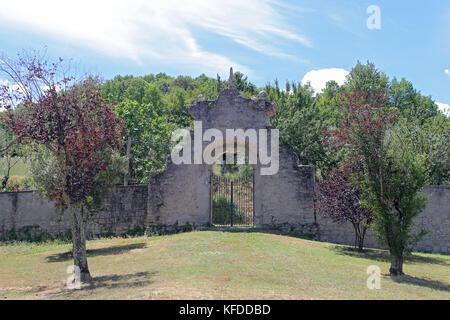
[
  {"x1": 0, "y1": 52, "x2": 123, "y2": 282},
  {"x1": 316, "y1": 165, "x2": 372, "y2": 251}
]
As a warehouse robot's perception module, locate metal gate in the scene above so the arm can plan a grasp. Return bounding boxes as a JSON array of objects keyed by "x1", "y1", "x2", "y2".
[{"x1": 210, "y1": 173, "x2": 254, "y2": 227}]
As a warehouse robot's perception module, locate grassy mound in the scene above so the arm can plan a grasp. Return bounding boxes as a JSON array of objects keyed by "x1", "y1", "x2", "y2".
[{"x1": 0, "y1": 231, "x2": 448, "y2": 299}]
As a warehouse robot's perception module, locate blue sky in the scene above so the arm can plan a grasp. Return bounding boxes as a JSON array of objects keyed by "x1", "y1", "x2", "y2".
[{"x1": 0, "y1": 0, "x2": 449, "y2": 111}]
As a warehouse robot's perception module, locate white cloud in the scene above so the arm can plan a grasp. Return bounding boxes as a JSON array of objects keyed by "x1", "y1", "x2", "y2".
[
  {"x1": 0, "y1": 0, "x2": 311, "y2": 76},
  {"x1": 301, "y1": 68, "x2": 349, "y2": 94},
  {"x1": 445, "y1": 69, "x2": 450, "y2": 76},
  {"x1": 436, "y1": 102, "x2": 450, "y2": 117}
]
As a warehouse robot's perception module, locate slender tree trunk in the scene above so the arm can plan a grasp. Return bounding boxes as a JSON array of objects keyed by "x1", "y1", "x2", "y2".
[
  {"x1": 358, "y1": 226, "x2": 367, "y2": 252},
  {"x1": 1, "y1": 158, "x2": 11, "y2": 189},
  {"x1": 71, "y1": 204, "x2": 92, "y2": 283},
  {"x1": 352, "y1": 223, "x2": 366, "y2": 252},
  {"x1": 352, "y1": 223, "x2": 360, "y2": 251},
  {"x1": 389, "y1": 255, "x2": 404, "y2": 276}
]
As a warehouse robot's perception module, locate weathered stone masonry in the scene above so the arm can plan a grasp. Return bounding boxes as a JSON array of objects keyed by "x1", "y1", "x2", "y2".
[
  {"x1": 0, "y1": 185, "x2": 448, "y2": 254},
  {"x1": 0, "y1": 185, "x2": 148, "y2": 240},
  {"x1": 317, "y1": 185, "x2": 450, "y2": 254}
]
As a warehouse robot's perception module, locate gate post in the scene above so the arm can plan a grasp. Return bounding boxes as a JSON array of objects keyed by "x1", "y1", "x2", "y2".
[
  {"x1": 210, "y1": 173, "x2": 213, "y2": 225},
  {"x1": 230, "y1": 180, "x2": 234, "y2": 227}
]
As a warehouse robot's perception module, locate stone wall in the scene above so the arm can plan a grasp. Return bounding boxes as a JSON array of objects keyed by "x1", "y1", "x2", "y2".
[
  {"x1": 316, "y1": 185, "x2": 450, "y2": 254},
  {"x1": 0, "y1": 185, "x2": 148, "y2": 240},
  {"x1": 0, "y1": 184, "x2": 448, "y2": 254}
]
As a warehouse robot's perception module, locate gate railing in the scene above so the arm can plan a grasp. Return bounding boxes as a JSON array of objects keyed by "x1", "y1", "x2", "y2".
[{"x1": 210, "y1": 174, "x2": 254, "y2": 227}]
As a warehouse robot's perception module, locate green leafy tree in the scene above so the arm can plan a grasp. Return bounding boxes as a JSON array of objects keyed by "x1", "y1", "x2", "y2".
[
  {"x1": 390, "y1": 77, "x2": 438, "y2": 124},
  {"x1": 345, "y1": 61, "x2": 389, "y2": 99},
  {"x1": 332, "y1": 91, "x2": 428, "y2": 276},
  {"x1": 268, "y1": 81, "x2": 331, "y2": 178},
  {"x1": 315, "y1": 80, "x2": 344, "y2": 128},
  {"x1": 115, "y1": 99, "x2": 174, "y2": 183},
  {"x1": 124, "y1": 78, "x2": 149, "y2": 104},
  {"x1": 417, "y1": 114, "x2": 450, "y2": 185}
]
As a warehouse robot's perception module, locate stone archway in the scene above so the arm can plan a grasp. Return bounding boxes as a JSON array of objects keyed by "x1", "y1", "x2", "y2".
[{"x1": 145, "y1": 69, "x2": 316, "y2": 236}]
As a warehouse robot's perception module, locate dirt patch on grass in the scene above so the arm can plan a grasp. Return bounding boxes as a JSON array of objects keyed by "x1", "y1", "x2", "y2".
[
  {"x1": 128, "y1": 247, "x2": 149, "y2": 254},
  {"x1": 0, "y1": 282, "x2": 72, "y2": 298}
]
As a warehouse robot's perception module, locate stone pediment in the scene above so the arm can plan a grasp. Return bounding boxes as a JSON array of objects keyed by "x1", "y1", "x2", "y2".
[{"x1": 187, "y1": 69, "x2": 277, "y2": 129}]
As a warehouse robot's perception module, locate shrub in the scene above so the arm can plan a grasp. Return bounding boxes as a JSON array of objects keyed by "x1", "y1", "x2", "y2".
[
  {"x1": 212, "y1": 195, "x2": 246, "y2": 225},
  {"x1": 1, "y1": 175, "x2": 34, "y2": 192}
]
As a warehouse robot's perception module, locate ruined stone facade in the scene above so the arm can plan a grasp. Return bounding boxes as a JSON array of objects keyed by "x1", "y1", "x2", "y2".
[{"x1": 146, "y1": 73, "x2": 316, "y2": 235}]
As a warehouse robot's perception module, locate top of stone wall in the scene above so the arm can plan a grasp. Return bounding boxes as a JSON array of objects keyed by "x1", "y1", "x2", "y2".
[
  {"x1": 187, "y1": 68, "x2": 277, "y2": 129},
  {"x1": 424, "y1": 185, "x2": 450, "y2": 189}
]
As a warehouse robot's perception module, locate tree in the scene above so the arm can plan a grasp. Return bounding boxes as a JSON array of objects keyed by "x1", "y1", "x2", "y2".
[
  {"x1": 0, "y1": 117, "x2": 25, "y2": 190},
  {"x1": 331, "y1": 90, "x2": 428, "y2": 276},
  {"x1": 345, "y1": 61, "x2": 389, "y2": 99},
  {"x1": 115, "y1": 99, "x2": 173, "y2": 183},
  {"x1": 389, "y1": 77, "x2": 438, "y2": 124},
  {"x1": 420, "y1": 115, "x2": 450, "y2": 185},
  {"x1": 315, "y1": 80, "x2": 344, "y2": 128},
  {"x1": 0, "y1": 52, "x2": 124, "y2": 282},
  {"x1": 268, "y1": 81, "x2": 332, "y2": 178},
  {"x1": 232, "y1": 72, "x2": 257, "y2": 96},
  {"x1": 316, "y1": 166, "x2": 372, "y2": 251},
  {"x1": 124, "y1": 78, "x2": 149, "y2": 104}
]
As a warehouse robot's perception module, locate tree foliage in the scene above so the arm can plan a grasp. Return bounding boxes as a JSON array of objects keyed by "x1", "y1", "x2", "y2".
[
  {"x1": 0, "y1": 52, "x2": 124, "y2": 282},
  {"x1": 330, "y1": 90, "x2": 428, "y2": 276},
  {"x1": 101, "y1": 71, "x2": 260, "y2": 183},
  {"x1": 0, "y1": 117, "x2": 25, "y2": 190},
  {"x1": 316, "y1": 166, "x2": 372, "y2": 251}
]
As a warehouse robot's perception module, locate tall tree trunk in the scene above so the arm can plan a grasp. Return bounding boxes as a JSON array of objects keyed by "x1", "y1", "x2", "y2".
[
  {"x1": 358, "y1": 226, "x2": 367, "y2": 252},
  {"x1": 352, "y1": 223, "x2": 366, "y2": 252},
  {"x1": 352, "y1": 223, "x2": 361, "y2": 251},
  {"x1": 71, "y1": 204, "x2": 92, "y2": 283},
  {"x1": 389, "y1": 255, "x2": 404, "y2": 276}
]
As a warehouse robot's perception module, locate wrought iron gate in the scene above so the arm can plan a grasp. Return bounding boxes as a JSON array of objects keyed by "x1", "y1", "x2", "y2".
[{"x1": 210, "y1": 174, "x2": 254, "y2": 227}]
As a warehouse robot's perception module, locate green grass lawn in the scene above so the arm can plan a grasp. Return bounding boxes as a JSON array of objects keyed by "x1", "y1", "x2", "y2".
[{"x1": 0, "y1": 231, "x2": 448, "y2": 300}]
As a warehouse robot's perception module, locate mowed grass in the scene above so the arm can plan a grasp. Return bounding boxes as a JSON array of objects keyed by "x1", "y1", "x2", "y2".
[{"x1": 0, "y1": 231, "x2": 448, "y2": 300}]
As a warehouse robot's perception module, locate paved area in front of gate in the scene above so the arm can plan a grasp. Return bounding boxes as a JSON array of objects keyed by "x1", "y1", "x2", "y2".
[{"x1": 1, "y1": 231, "x2": 449, "y2": 299}]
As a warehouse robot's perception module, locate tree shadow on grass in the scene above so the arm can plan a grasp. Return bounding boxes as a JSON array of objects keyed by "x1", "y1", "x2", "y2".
[
  {"x1": 331, "y1": 245, "x2": 449, "y2": 266},
  {"x1": 200, "y1": 227, "x2": 317, "y2": 241},
  {"x1": 45, "y1": 242, "x2": 147, "y2": 263},
  {"x1": 391, "y1": 275, "x2": 450, "y2": 293},
  {"x1": 86, "y1": 271, "x2": 157, "y2": 290},
  {"x1": 26, "y1": 271, "x2": 157, "y2": 298},
  {"x1": 332, "y1": 246, "x2": 449, "y2": 293}
]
